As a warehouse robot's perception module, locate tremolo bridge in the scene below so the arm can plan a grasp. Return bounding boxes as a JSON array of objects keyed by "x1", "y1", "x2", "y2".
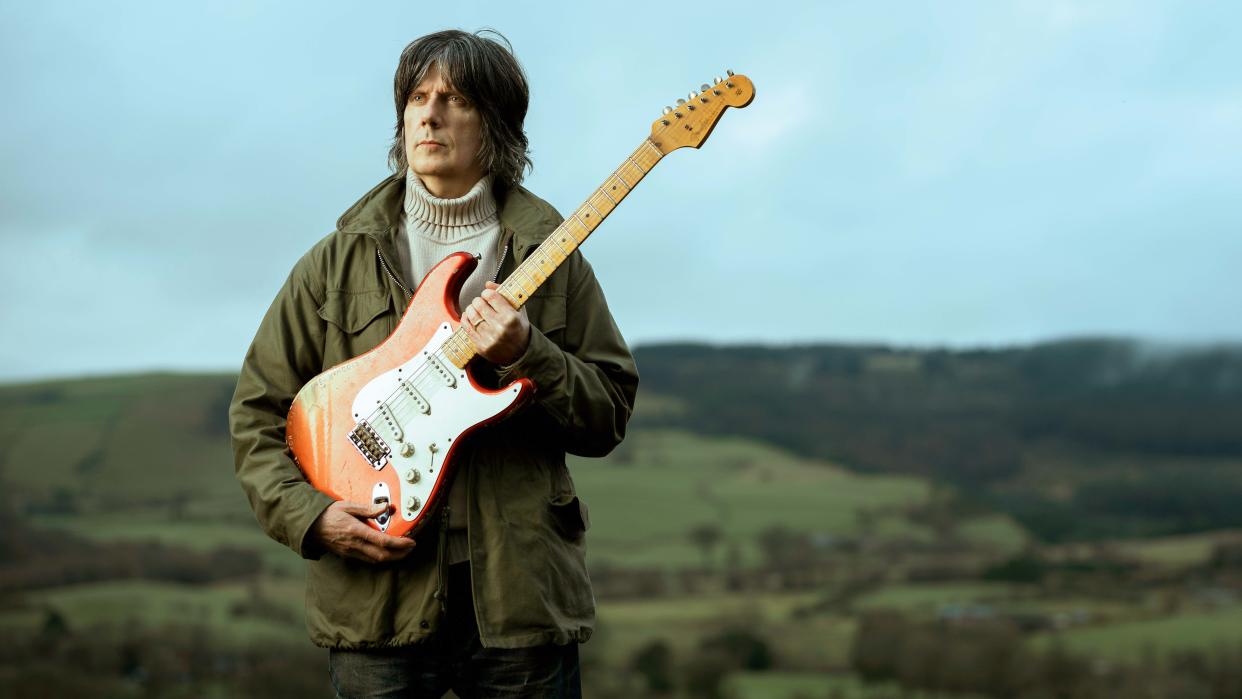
[{"x1": 348, "y1": 421, "x2": 390, "y2": 470}]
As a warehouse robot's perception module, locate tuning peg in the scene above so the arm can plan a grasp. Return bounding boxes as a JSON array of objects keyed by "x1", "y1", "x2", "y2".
[
  {"x1": 688, "y1": 91, "x2": 698, "y2": 99},
  {"x1": 676, "y1": 98, "x2": 686, "y2": 106},
  {"x1": 714, "y1": 76, "x2": 723, "y2": 84},
  {"x1": 662, "y1": 106, "x2": 673, "y2": 115},
  {"x1": 726, "y1": 69, "x2": 734, "y2": 77},
  {"x1": 700, "y1": 83, "x2": 710, "y2": 92}
]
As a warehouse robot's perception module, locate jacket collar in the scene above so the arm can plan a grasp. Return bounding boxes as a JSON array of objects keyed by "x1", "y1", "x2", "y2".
[{"x1": 336, "y1": 173, "x2": 560, "y2": 256}]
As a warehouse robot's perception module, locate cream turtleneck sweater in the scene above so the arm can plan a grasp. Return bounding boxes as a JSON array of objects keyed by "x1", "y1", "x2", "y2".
[
  {"x1": 396, "y1": 170, "x2": 502, "y2": 305},
  {"x1": 397, "y1": 171, "x2": 504, "y2": 560}
]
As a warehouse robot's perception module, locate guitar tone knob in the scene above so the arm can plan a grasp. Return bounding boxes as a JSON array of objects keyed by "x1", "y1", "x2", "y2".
[
  {"x1": 400, "y1": 442, "x2": 414, "y2": 458},
  {"x1": 405, "y1": 495, "x2": 421, "y2": 512},
  {"x1": 404, "y1": 468, "x2": 420, "y2": 483}
]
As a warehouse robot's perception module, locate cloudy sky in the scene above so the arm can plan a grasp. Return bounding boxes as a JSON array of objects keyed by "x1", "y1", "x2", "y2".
[{"x1": 1, "y1": 1, "x2": 1239, "y2": 381}]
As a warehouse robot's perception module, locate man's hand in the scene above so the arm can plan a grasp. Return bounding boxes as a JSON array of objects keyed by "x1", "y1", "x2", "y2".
[
  {"x1": 310, "y1": 500, "x2": 417, "y2": 563},
  {"x1": 463, "y1": 281, "x2": 530, "y2": 365}
]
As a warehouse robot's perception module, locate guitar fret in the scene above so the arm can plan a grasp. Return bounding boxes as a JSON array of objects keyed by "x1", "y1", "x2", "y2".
[
  {"x1": 598, "y1": 186, "x2": 617, "y2": 205},
  {"x1": 622, "y1": 160, "x2": 644, "y2": 182},
  {"x1": 573, "y1": 212, "x2": 594, "y2": 234},
  {"x1": 564, "y1": 217, "x2": 589, "y2": 242},
  {"x1": 519, "y1": 265, "x2": 541, "y2": 289},
  {"x1": 550, "y1": 231, "x2": 573, "y2": 256},
  {"x1": 605, "y1": 175, "x2": 628, "y2": 197},
  {"x1": 587, "y1": 192, "x2": 612, "y2": 216},
  {"x1": 614, "y1": 171, "x2": 631, "y2": 189},
  {"x1": 528, "y1": 259, "x2": 550, "y2": 284},
  {"x1": 641, "y1": 139, "x2": 663, "y2": 160},
  {"x1": 578, "y1": 204, "x2": 600, "y2": 226}
]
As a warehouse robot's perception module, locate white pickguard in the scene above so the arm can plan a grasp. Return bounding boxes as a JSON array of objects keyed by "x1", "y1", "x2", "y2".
[{"x1": 350, "y1": 323, "x2": 524, "y2": 525}]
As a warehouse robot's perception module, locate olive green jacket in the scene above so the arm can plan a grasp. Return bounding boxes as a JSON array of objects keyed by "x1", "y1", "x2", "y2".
[{"x1": 229, "y1": 173, "x2": 638, "y2": 649}]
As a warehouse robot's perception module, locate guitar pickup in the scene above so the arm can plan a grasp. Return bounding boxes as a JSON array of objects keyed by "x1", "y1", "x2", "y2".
[
  {"x1": 376, "y1": 402, "x2": 404, "y2": 441},
  {"x1": 398, "y1": 379, "x2": 431, "y2": 415},
  {"x1": 424, "y1": 354, "x2": 457, "y2": 389}
]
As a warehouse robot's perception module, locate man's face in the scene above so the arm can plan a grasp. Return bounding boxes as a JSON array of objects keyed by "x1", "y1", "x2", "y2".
[{"x1": 402, "y1": 63, "x2": 487, "y2": 198}]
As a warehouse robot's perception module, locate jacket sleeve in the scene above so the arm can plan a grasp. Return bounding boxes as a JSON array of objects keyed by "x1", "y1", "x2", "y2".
[
  {"x1": 229, "y1": 249, "x2": 335, "y2": 559},
  {"x1": 496, "y1": 251, "x2": 639, "y2": 457}
]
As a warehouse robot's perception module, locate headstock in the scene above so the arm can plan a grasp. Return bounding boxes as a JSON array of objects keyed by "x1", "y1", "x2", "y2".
[{"x1": 649, "y1": 70, "x2": 755, "y2": 154}]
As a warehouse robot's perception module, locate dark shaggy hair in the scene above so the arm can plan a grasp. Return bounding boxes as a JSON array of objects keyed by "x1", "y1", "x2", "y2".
[{"x1": 388, "y1": 29, "x2": 532, "y2": 192}]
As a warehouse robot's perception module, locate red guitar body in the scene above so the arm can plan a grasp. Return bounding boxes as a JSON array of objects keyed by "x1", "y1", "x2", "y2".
[{"x1": 286, "y1": 252, "x2": 534, "y2": 538}]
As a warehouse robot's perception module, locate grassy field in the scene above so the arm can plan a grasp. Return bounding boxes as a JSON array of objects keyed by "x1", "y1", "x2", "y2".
[
  {"x1": 724, "y1": 671, "x2": 988, "y2": 699},
  {"x1": 1030, "y1": 604, "x2": 1242, "y2": 660},
  {"x1": 1115, "y1": 530, "x2": 1242, "y2": 567},
  {"x1": 853, "y1": 582, "x2": 1026, "y2": 613},
  {"x1": 572, "y1": 429, "x2": 932, "y2": 568},
  {"x1": 5, "y1": 577, "x2": 306, "y2": 646},
  {"x1": 591, "y1": 588, "x2": 858, "y2": 672},
  {"x1": 0, "y1": 373, "x2": 241, "y2": 513}
]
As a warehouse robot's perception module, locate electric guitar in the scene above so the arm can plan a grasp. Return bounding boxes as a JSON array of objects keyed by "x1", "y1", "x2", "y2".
[{"x1": 286, "y1": 72, "x2": 756, "y2": 537}]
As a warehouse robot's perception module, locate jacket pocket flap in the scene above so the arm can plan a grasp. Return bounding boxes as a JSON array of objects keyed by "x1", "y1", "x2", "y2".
[
  {"x1": 524, "y1": 292, "x2": 567, "y2": 336},
  {"x1": 550, "y1": 496, "x2": 590, "y2": 539},
  {"x1": 316, "y1": 291, "x2": 389, "y2": 333}
]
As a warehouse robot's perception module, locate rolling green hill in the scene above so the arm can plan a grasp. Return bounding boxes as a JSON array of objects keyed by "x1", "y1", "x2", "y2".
[{"x1": 632, "y1": 339, "x2": 1242, "y2": 541}]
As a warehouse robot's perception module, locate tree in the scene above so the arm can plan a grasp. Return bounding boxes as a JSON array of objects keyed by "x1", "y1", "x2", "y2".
[{"x1": 687, "y1": 523, "x2": 723, "y2": 569}]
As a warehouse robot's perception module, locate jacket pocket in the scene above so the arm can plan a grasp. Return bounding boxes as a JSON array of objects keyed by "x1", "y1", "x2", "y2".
[
  {"x1": 550, "y1": 495, "x2": 590, "y2": 541},
  {"x1": 316, "y1": 290, "x2": 393, "y2": 366},
  {"x1": 316, "y1": 290, "x2": 390, "y2": 333},
  {"x1": 525, "y1": 292, "x2": 567, "y2": 347}
]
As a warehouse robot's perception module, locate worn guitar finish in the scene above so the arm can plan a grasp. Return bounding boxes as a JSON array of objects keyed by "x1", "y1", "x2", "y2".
[{"x1": 286, "y1": 72, "x2": 756, "y2": 538}]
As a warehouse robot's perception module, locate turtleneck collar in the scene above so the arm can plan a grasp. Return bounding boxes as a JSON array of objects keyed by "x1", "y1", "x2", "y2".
[{"x1": 404, "y1": 170, "x2": 498, "y2": 240}]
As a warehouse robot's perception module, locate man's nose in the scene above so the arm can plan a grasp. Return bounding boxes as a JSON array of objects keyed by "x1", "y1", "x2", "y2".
[{"x1": 421, "y1": 97, "x2": 445, "y2": 127}]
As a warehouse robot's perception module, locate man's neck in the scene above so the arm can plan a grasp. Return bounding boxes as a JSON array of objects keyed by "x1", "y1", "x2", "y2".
[{"x1": 417, "y1": 171, "x2": 488, "y2": 198}]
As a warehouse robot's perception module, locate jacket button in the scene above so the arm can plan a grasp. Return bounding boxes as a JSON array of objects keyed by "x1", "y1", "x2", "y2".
[{"x1": 420, "y1": 620, "x2": 430, "y2": 629}]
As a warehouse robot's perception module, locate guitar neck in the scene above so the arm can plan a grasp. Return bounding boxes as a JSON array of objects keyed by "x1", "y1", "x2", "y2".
[{"x1": 441, "y1": 138, "x2": 666, "y2": 368}]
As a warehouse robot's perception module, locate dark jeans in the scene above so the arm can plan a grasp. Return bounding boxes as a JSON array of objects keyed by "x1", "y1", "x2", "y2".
[{"x1": 328, "y1": 563, "x2": 581, "y2": 699}]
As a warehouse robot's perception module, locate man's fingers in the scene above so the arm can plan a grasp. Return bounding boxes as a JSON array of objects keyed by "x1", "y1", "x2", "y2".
[
  {"x1": 480, "y1": 286, "x2": 517, "y2": 313},
  {"x1": 347, "y1": 537, "x2": 416, "y2": 563},
  {"x1": 338, "y1": 500, "x2": 387, "y2": 518},
  {"x1": 472, "y1": 297, "x2": 495, "y2": 320},
  {"x1": 356, "y1": 524, "x2": 417, "y2": 549}
]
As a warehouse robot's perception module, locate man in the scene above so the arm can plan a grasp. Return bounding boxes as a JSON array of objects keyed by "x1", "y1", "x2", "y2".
[{"x1": 229, "y1": 29, "x2": 638, "y2": 698}]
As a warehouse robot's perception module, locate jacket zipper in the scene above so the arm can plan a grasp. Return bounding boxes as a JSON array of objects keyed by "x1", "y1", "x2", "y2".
[
  {"x1": 491, "y1": 241, "x2": 509, "y2": 283},
  {"x1": 376, "y1": 247, "x2": 412, "y2": 300}
]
